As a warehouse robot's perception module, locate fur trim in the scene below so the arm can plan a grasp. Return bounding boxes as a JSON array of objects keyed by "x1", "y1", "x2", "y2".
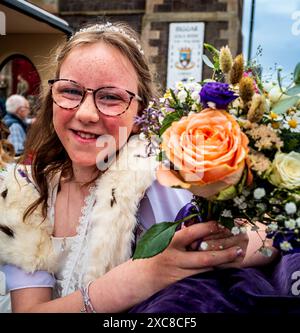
[
  {"x1": 0, "y1": 166, "x2": 56, "y2": 273},
  {"x1": 84, "y1": 136, "x2": 156, "y2": 283},
  {"x1": 0, "y1": 137, "x2": 156, "y2": 279}
]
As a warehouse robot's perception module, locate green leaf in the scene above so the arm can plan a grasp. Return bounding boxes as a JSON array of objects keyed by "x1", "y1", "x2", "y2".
[
  {"x1": 216, "y1": 185, "x2": 237, "y2": 201},
  {"x1": 271, "y1": 96, "x2": 299, "y2": 114},
  {"x1": 133, "y1": 222, "x2": 180, "y2": 259},
  {"x1": 159, "y1": 112, "x2": 181, "y2": 136},
  {"x1": 294, "y1": 62, "x2": 300, "y2": 84},
  {"x1": 202, "y1": 54, "x2": 214, "y2": 69},
  {"x1": 169, "y1": 89, "x2": 179, "y2": 105},
  {"x1": 133, "y1": 213, "x2": 200, "y2": 259},
  {"x1": 286, "y1": 84, "x2": 300, "y2": 96},
  {"x1": 280, "y1": 128, "x2": 300, "y2": 153},
  {"x1": 156, "y1": 150, "x2": 164, "y2": 162},
  {"x1": 204, "y1": 43, "x2": 220, "y2": 56}
]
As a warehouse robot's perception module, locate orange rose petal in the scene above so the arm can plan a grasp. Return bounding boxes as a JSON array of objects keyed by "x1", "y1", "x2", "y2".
[
  {"x1": 156, "y1": 164, "x2": 191, "y2": 190},
  {"x1": 158, "y1": 109, "x2": 249, "y2": 194}
]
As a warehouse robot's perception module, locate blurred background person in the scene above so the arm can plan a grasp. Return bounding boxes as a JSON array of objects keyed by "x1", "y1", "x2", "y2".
[
  {"x1": 2, "y1": 94, "x2": 29, "y2": 156},
  {"x1": 16, "y1": 74, "x2": 29, "y2": 97}
]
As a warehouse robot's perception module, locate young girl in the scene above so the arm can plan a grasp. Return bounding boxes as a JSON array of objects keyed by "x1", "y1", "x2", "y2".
[{"x1": 0, "y1": 22, "x2": 277, "y2": 313}]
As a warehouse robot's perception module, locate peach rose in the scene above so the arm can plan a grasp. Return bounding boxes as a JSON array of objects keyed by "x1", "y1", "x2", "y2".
[{"x1": 156, "y1": 108, "x2": 250, "y2": 198}]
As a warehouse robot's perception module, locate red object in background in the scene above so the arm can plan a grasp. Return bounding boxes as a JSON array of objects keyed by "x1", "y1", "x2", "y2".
[{"x1": 11, "y1": 57, "x2": 41, "y2": 96}]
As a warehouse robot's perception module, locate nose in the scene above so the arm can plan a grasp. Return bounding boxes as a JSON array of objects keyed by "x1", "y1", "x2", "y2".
[{"x1": 74, "y1": 91, "x2": 100, "y2": 123}]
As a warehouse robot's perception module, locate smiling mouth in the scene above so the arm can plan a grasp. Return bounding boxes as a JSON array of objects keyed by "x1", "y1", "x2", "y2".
[{"x1": 71, "y1": 129, "x2": 99, "y2": 140}]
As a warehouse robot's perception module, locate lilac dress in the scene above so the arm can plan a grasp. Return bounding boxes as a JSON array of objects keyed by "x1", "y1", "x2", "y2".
[{"x1": 2, "y1": 181, "x2": 300, "y2": 313}]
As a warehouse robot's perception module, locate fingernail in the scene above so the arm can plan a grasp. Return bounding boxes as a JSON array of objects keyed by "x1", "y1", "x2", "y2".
[{"x1": 236, "y1": 247, "x2": 243, "y2": 256}]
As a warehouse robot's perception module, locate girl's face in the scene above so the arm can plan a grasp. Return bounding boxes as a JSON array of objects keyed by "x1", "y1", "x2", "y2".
[{"x1": 53, "y1": 42, "x2": 140, "y2": 168}]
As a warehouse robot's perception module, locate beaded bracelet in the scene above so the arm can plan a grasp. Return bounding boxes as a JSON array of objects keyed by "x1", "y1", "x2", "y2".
[{"x1": 80, "y1": 281, "x2": 96, "y2": 313}]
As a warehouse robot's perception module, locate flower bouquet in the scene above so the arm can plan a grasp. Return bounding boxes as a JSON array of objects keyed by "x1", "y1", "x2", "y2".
[{"x1": 133, "y1": 44, "x2": 300, "y2": 259}]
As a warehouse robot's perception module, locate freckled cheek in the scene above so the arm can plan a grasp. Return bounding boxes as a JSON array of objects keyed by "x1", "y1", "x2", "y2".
[
  {"x1": 101, "y1": 118, "x2": 127, "y2": 141},
  {"x1": 53, "y1": 106, "x2": 73, "y2": 137}
]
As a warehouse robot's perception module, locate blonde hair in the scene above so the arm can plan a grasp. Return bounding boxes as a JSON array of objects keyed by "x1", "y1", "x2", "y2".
[{"x1": 22, "y1": 21, "x2": 156, "y2": 220}]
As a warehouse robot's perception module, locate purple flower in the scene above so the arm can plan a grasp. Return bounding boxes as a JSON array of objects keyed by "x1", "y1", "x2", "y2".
[{"x1": 200, "y1": 82, "x2": 238, "y2": 109}]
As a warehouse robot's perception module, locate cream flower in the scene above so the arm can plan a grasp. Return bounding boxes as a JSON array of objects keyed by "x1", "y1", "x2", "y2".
[{"x1": 268, "y1": 152, "x2": 300, "y2": 189}]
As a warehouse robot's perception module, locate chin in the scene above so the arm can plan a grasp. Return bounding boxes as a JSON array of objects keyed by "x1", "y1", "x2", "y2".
[{"x1": 70, "y1": 154, "x2": 97, "y2": 168}]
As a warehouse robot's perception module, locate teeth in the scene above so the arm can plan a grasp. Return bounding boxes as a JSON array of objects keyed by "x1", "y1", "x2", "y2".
[{"x1": 76, "y1": 131, "x2": 97, "y2": 139}]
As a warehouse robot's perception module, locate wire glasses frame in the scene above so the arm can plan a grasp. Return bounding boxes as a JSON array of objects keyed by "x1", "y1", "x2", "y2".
[{"x1": 48, "y1": 79, "x2": 142, "y2": 117}]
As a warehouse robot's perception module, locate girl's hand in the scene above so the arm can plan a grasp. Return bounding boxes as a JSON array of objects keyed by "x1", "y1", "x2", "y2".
[
  {"x1": 147, "y1": 221, "x2": 244, "y2": 287},
  {"x1": 188, "y1": 222, "x2": 249, "y2": 269}
]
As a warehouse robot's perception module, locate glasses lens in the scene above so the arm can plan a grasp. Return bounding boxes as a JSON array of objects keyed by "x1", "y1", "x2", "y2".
[
  {"x1": 52, "y1": 80, "x2": 83, "y2": 109},
  {"x1": 95, "y1": 87, "x2": 131, "y2": 116}
]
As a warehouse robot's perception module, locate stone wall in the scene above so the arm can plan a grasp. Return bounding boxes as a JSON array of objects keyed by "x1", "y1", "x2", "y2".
[{"x1": 32, "y1": 0, "x2": 243, "y2": 89}]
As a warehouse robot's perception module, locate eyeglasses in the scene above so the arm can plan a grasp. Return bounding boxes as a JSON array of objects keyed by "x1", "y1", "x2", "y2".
[{"x1": 48, "y1": 79, "x2": 142, "y2": 117}]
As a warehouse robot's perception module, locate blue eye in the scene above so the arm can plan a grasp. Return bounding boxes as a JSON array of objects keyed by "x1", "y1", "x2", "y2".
[
  {"x1": 62, "y1": 88, "x2": 82, "y2": 96},
  {"x1": 101, "y1": 94, "x2": 122, "y2": 101}
]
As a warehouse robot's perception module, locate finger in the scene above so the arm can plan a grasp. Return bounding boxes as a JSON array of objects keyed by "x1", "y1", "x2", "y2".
[
  {"x1": 202, "y1": 228, "x2": 232, "y2": 241},
  {"x1": 188, "y1": 228, "x2": 232, "y2": 250},
  {"x1": 202, "y1": 233, "x2": 248, "y2": 251},
  {"x1": 180, "y1": 246, "x2": 244, "y2": 269},
  {"x1": 172, "y1": 221, "x2": 220, "y2": 248}
]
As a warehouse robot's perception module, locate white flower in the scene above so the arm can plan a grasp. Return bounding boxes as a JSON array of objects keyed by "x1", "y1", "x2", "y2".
[
  {"x1": 265, "y1": 111, "x2": 283, "y2": 123},
  {"x1": 253, "y1": 188, "x2": 266, "y2": 200},
  {"x1": 259, "y1": 247, "x2": 274, "y2": 257},
  {"x1": 285, "y1": 219, "x2": 296, "y2": 230},
  {"x1": 200, "y1": 241, "x2": 208, "y2": 250},
  {"x1": 234, "y1": 196, "x2": 245, "y2": 206},
  {"x1": 283, "y1": 114, "x2": 300, "y2": 133},
  {"x1": 177, "y1": 89, "x2": 187, "y2": 103},
  {"x1": 296, "y1": 217, "x2": 300, "y2": 227},
  {"x1": 263, "y1": 81, "x2": 275, "y2": 93},
  {"x1": 221, "y1": 209, "x2": 233, "y2": 218},
  {"x1": 232, "y1": 97, "x2": 242, "y2": 109},
  {"x1": 139, "y1": 133, "x2": 147, "y2": 141},
  {"x1": 280, "y1": 241, "x2": 293, "y2": 252},
  {"x1": 194, "y1": 83, "x2": 202, "y2": 92},
  {"x1": 268, "y1": 222, "x2": 278, "y2": 232},
  {"x1": 242, "y1": 189, "x2": 251, "y2": 197},
  {"x1": 159, "y1": 97, "x2": 166, "y2": 103},
  {"x1": 285, "y1": 202, "x2": 297, "y2": 215},
  {"x1": 268, "y1": 152, "x2": 300, "y2": 190},
  {"x1": 148, "y1": 101, "x2": 154, "y2": 108},
  {"x1": 231, "y1": 226, "x2": 240, "y2": 236},
  {"x1": 207, "y1": 101, "x2": 216, "y2": 109},
  {"x1": 191, "y1": 90, "x2": 200, "y2": 103},
  {"x1": 229, "y1": 108, "x2": 238, "y2": 116},
  {"x1": 268, "y1": 86, "x2": 288, "y2": 104},
  {"x1": 176, "y1": 81, "x2": 184, "y2": 90},
  {"x1": 240, "y1": 202, "x2": 247, "y2": 210},
  {"x1": 191, "y1": 103, "x2": 198, "y2": 111},
  {"x1": 158, "y1": 115, "x2": 165, "y2": 124},
  {"x1": 240, "y1": 226, "x2": 247, "y2": 234}
]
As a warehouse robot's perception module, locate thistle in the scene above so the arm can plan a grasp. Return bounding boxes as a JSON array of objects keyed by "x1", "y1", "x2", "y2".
[
  {"x1": 247, "y1": 93, "x2": 266, "y2": 123},
  {"x1": 230, "y1": 54, "x2": 244, "y2": 85},
  {"x1": 219, "y1": 46, "x2": 233, "y2": 74},
  {"x1": 239, "y1": 76, "x2": 255, "y2": 106}
]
